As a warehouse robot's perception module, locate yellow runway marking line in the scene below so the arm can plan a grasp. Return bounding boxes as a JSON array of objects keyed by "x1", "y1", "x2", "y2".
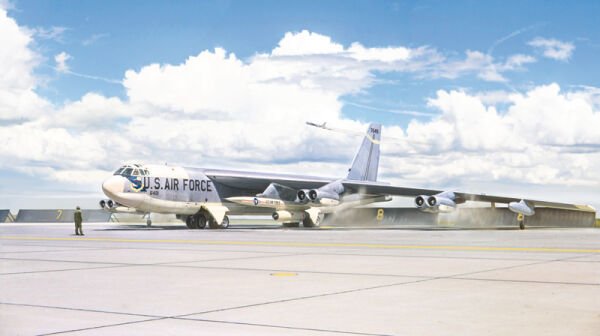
[
  {"x1": 2, "y1": 236, "x2": 600, "y2": 254},
  {"x1": 270, "y1": 272, "x2": 298, "y2": 277}
]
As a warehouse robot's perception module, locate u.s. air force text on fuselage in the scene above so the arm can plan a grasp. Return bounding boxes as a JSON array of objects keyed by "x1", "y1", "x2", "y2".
[{"x1": 133, "y1": 177, "x2": 213, "y2": 194}]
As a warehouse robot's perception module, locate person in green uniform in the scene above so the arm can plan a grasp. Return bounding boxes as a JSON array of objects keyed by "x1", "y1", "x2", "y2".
[{"x1": 74, "y1": 206, "x2": 84, "y2": 236}]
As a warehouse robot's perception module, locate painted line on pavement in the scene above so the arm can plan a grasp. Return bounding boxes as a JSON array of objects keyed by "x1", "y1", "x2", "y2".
[{"x1": 2, "y1": 236, "x2": 600, "y2": 253}]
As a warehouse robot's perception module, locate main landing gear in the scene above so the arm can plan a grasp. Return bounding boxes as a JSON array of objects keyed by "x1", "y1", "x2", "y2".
[
  {"x1": 517, "y1": 213, "x2": 525, "y2": 230},
  {"x1": 281, "y1": 213, "x2": 325, "y2": 229},
  {"x1": 185, "y1": 211, "x2": 229, "y2": 230}
]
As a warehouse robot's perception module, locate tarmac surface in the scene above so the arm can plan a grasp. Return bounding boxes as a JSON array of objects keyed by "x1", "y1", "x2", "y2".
[{"x1": 1, "y1": 222, "x2": 600, "y2": 335}]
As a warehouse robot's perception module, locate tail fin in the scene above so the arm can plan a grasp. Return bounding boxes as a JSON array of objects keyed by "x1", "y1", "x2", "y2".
[{"x1": 346, "y1": 123, "x2": 381, "y2": 181}]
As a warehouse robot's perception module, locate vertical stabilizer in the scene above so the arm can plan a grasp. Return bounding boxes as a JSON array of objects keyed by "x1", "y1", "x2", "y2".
[{"x1": 346, "y1": 123, "x2": 381, "y2": 181}]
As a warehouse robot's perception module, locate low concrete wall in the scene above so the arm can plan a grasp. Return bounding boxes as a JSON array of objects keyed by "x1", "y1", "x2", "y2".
[
  {"x1": 325, "y1": 207, "x2": 597, "y2": 228},
  {"x1": 0, "y1": 210, "x2": 11, "y2": 223},
  {"x1": 15, "y1": 209, "x2": 112, "y2": 223}
]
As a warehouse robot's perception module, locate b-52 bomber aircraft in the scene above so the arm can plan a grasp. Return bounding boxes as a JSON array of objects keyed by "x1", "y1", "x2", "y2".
[{"x1": 100, "y1": 123, "x2": 593, "y2": 229}]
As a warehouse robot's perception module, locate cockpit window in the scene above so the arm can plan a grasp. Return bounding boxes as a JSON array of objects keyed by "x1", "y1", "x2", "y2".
[
  {"x1": 114, "y1": 164, "x2": 148, "y2": 177},
  {"x1": 113, "y1": 166, "x2": 126, "y2": 175}
]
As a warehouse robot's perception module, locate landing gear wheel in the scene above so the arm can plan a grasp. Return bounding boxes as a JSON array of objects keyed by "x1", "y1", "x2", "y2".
[
  {"x1": 186, "y1": 216, "x2": 198, "y2": 229},
  {"x1": 196, "y1": 213, "x2": 207, "y2": 229},
  {"x1": 219, "y1": 215, "x2": 230, "y2": 229},
  {"x1": 146, "y1": 219, "x2": 152, "y2": 227},
  {"x1": 302, "y1": 218, "x2": 315, "y2": 228},
  {"x1": 282, "y1": 222, "x2": 300, "y2": 228},
  {"x1": 517, "y1": 213, "x2": 525, "y2": 230},
  {"x1": 302, "y1": 213, "x2": 324, "y2": 228}
]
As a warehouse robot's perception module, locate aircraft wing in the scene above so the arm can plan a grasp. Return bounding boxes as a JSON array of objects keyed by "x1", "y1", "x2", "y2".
[
  {"x1": 205, "y1": 170, "x2": 594, "y2": 212},
  {"x1": 341, "y1": 180, "x2": 444, "y2": 197},
  {"x1": 342, "y1": 180, "x2": 595, "y2": 212},
  {"x1": 204, "y1": 169, "x2": 332, "y2": 191}
]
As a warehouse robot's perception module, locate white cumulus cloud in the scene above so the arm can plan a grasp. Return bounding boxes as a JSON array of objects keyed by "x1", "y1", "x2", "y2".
[
  {"x1": 0, "y1": 7, "x2": 51, "y2": 121},
  {"x1": 0, "y1": 9, "x2": 598, "y2": 209},
  {"x1": 432, "y1": 50, "x2": 537, "y2": 82},
  {"x1": 54, "y1": 51, "x2": 71, "y2": 72},
  {"x1": 271, "y1": 30, "x2": 345, "y2": 56},
  {"x1": 528, "y1": 37, "x2": 575, "y2": 61}
]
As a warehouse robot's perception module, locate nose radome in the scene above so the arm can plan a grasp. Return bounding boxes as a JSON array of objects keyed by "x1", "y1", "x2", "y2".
[{"x1": 102, "y1": 176, "x2": 126, "y2": 198}]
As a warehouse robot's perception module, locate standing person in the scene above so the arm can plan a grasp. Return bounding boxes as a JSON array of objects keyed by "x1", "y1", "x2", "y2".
[{"x1": 74, "y1": 206, "x2": 84, "y2": 236}]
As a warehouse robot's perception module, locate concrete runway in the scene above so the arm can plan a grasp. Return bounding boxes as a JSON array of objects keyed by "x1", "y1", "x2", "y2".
[{"x1": 1, "y1": 222, "x2": 600, "y2": 335}]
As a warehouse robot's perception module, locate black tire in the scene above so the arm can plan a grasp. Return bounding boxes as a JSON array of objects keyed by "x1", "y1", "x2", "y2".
[
  {"x1": 196, "y1": 213, "x2": 207, "y2": 229},
  {"x1": 302, "y1": 213, "x2": 324, "y2": 228},
  {"x1": 282, "y1": 222, "x2": 300, "y2": 228},
  {"x1": 519, "y1": 222, "x2": 525, "y2": 230},
  {"x1": 208, "y1": 219, "x2": 220, "y2": 229},
  {"x1": 302, "y1": 218, "x2": 316, "y2": 228},
  {"x1": 219, "y1": 215, "x2": 230, "y2": 229},
  {"x1": 186, "y1": 216, "x2": 198, "y2": 229},
  {"x1": 146, "y1": 219, "x2": 152, "y2": 227}
]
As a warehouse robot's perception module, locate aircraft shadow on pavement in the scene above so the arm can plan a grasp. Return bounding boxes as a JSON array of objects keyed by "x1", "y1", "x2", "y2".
[
  {"x1": 97, "y1": 224, "x2": 536, "y2": 231},
  {"x1": 99, "y1": 225, "x2": 189, "y2": 231},
  {"x1": 98, "y1": 224, "x2": 284, "y2": 231}
]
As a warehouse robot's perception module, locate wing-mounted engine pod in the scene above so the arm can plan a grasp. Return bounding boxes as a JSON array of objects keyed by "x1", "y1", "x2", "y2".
[
  {"x1": 415, "y1": 191, "x2": 457, "y2": 213},
  {"x1": 308, "y1": 180, "x2": 344, "y2": 204},
  {"x1": 99, "y1": 199, "x2": 115, "y2": 209},
  {"x1": 415, "y1": 195, "x2": 427, "y2": 208},
  {"x1": 308, "y1": 189, "x2": 340, "y2": 201},
  {"x1": 296, "y1": 190, "x2": 311, "y2": 203}
]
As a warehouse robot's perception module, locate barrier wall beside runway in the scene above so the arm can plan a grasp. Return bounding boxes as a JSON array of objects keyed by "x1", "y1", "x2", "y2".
[
  {"x1": 15, "y1": 209, "x2": 112, "y2": 223},
  {"x1": 0, "y1": 209, "x2": 12, "y2": 223},
  {"x1": 325, "y1": 207, "x2": 597, "y2": 228}
]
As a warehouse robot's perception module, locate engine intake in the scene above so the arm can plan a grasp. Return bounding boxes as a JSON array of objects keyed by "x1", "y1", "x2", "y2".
[
  {"x1": 99, "y1": 199, "x2": 114, "y2": 209},
  {"x1": 415, "y1": 192, "x2": 457, "y2": 213},
  {"x1": 415, "y1": 195, "x2": 427, "y2": 208},
  {"x1": 297, "y1": 190, "x2": 310, "y2": 203}
]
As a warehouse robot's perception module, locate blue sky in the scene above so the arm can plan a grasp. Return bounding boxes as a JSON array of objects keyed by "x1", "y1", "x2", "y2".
[
  {"x1": 1, "y1": 0, "x2": 600, "y2": 211},
  {"x1": 15, "y1": 0, "x2": 600, "y2": 125}
]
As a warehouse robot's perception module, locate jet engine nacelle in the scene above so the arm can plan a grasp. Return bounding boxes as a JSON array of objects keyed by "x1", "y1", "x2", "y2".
[
  {"x1": 296, "y1": 190, "x2": 311, "y2": 203},
  {"x1": 508, "y1": 200, "x2": 535, "y2": 216},
  {"x1": 272, "y1": 210, "x2": 305, "y2": 222},
  {"x1": 99, "y1": 199, "x2": 114, "y2": 209},
  {"x1": 415, "y1": 195, "x2": 428, "y2": 209},
  {"x1": 307, "y1": 180, "x2": 344, "y2": 205},
  {"x1": 308, "y1": 189, "x2": 340, "y2": 206},
  {"x1": 415, "y1": 191, "x2": 457, "y2": 213}
]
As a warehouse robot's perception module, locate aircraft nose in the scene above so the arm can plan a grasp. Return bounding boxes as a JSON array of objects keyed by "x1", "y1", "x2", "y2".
[{"x1": 102, "y1": 176, "x2": 126, "y2": 198}]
